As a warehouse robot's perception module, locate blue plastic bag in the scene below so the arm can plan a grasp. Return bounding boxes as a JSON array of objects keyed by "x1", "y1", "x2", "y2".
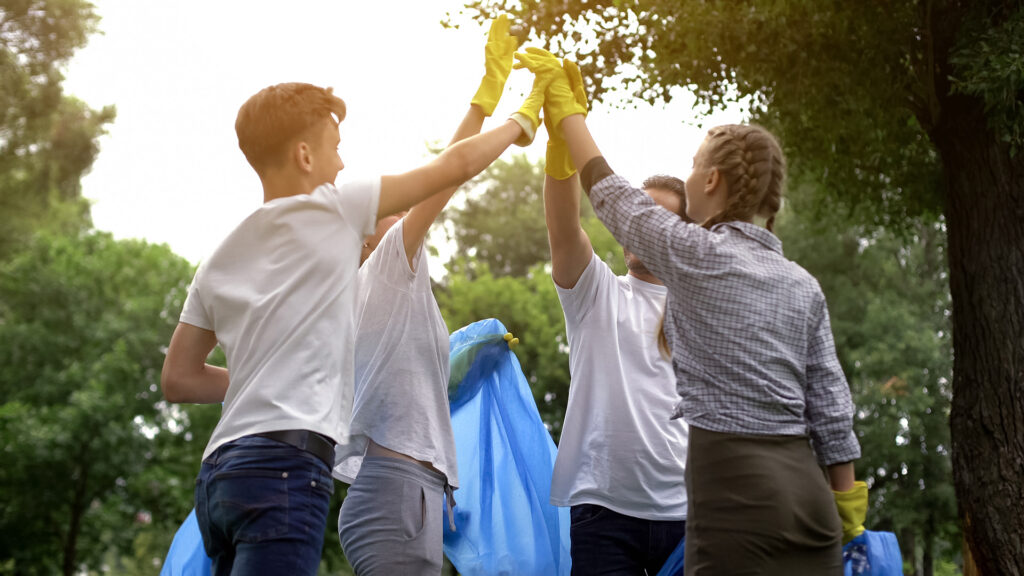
[
  {"x1": 655, "y1": 536, "x2": 685, "y2": 576},
  {"x1": 442, "y1": 318, "x2": 572, "y2": 576},
  {"x1": 843, "y1": 530, "x2": 904, "y2": 576},
  {"x1": 160, "y1": 509, "x2": 211, "y2": 576}
]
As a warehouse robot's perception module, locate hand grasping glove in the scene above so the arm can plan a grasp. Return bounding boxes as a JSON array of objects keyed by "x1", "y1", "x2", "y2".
[
  {"x1": 470, "y1": 15, "x2": 519, "y2": 117},
  {"x1": 514, "y1": 47, "x2": 588, "y2": 131}
]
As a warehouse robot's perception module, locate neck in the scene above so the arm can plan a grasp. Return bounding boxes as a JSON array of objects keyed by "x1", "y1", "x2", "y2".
[
  {"x1": 627, "y1": 269, "x2": 663, "y2": 285},
  {"x1": 260, "y1": 171, "x2": 315, "y2": 203}
]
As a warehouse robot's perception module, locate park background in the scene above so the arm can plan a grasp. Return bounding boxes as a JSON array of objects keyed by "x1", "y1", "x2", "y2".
[{"x1": 3, "y1": 1, "x2": 1022, "y2": 575}]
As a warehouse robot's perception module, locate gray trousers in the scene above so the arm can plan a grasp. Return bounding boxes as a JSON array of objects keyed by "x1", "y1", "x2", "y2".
[{"x1": 338, "y1": 457, "x2": 446, "y2": 575}]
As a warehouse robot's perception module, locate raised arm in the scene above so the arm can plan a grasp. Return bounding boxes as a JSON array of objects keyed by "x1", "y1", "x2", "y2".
[
  {"x1": 378, "y1": 18, "x2": 547, "y2": 221},
  {"x1": 400, "y1": 16, "x2": 517, "y2": 267},
  {"x1": 542, "y1": 60, "x2": 592, "y2": 288}
]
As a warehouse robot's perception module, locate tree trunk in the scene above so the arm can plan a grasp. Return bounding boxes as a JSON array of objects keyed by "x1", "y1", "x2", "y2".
[
  {"x1": 902, "y1": 528, "x2": 919, "y2": 576},
  {"x1": 923, "y1": 534, "x2": 934, "y2": 576},
  {"x1": 62, "y1": 463, "x2": 89, "y2": 576},
  {"x1": 934, "y1": 93, "x2": 1024, "y2": 575}
]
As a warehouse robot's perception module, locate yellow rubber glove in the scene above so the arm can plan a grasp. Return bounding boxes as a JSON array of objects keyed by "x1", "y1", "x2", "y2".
[
  {"x1": 509, "y1": 72, "x2": 552, "y2": 147},
  {"x1": 470, "y1": 15, "x2": 519, "y2": 116},
  {"x1": 544, "y1": 59, "x2": 589, "y2": 179},
  {"x1": 833, "y1": 481, "x2": 868, "y2": 544},
  {"x1": 514, "y1": 47, "x2": 587, "y2": 130}
]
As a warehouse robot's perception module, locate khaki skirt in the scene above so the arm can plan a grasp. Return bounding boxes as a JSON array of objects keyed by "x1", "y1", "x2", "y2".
[{"x1": 684, "y1": 426, "x2": 843, "y2": 576}]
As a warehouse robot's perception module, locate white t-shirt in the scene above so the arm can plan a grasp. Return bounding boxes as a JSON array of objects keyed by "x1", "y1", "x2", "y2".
[
  {"x1": 180, "y1": 179, "x2": 380, "y2": 460},
  {"x1": 332, "y1": 218, "x2": 458, "y2": 487},
  {"x1": 551, "y1": 252, "x2": 688, "y2": 520}
]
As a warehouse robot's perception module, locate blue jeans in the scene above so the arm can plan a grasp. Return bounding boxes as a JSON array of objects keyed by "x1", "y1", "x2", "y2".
[
  {"x1": 570, "y1": 504, "x2": 686, "y2": 576},
  {"x1": 194, "y1": 436, "x2": 335, "y2": 576}
]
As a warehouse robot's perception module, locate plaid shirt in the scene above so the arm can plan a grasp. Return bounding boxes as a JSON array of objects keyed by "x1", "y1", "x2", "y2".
[{"x1": 590, "y1": 173, "x2": 861, "y2": 466}]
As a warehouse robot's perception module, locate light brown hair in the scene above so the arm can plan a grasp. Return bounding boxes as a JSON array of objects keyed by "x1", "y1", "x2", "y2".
[
  {"x1": 698, "y1": 124, "x2": 785, "y2": 232},
  {"x1": 641, "y1": 174, "x2": 692, "y2": 359},
  {"x1": 235, "y1": 82, "x2": 347, "y2": 175}
]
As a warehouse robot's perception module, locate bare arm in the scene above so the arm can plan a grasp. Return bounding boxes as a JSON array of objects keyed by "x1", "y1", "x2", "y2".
[
  {"x1": 827, "y1": 461, "x2": 856, "y2": 491},
  {"x1": 544, "y1": 174, "x2": 593, "y2": 288},
  {"x1": 161, "y1": 323, "x2": 229, "y2": 404},
  {"x1": 401, "y1": 105, "x2": 487, "y2": 269},
  {"x1": 378, "y1": 120, "x2": 521, "y2": 219},
  {"x1": 560, "y1": 114, "x2": 603, "y2": 191}
]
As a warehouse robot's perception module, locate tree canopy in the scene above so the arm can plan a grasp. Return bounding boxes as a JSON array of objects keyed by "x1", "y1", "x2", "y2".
[{"x1": 0, "y1": 0, "x2": 114, "y2": 260}]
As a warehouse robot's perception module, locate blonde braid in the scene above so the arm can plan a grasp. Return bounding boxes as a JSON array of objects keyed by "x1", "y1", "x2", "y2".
[{"x1": 699, "y1": 125, "x2": 786, "y2": 232}]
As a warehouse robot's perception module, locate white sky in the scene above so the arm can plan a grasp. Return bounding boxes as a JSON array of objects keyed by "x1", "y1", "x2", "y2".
[{"x1": 64, "y1": 0, "x2": 745, "y2": 265}]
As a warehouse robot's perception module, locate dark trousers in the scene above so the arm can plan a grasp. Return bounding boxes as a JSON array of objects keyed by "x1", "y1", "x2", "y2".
[
  {"x1": 195, "y1": 436, "x2": 335, "y2": 576},
  {"x1": 570, "y1": 503, "x2": 686, "y2": 575}
]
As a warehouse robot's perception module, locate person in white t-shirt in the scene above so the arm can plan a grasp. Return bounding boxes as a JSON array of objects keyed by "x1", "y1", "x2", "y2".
[
  {"x1": 159, "y1": 52, "x2": 546, "y2": 574},
  {"x1": 539, "y1": 59, "x2": 691, "y2": 576},
  {"x1": 330, "y1": 16, "x2": 533, "y2": 575}
]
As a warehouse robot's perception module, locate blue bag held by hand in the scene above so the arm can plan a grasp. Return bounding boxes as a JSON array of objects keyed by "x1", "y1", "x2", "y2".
[
  {"x1": 443, "y1": 318, "x2": 572, "y2": 576},
  {"x1": 843, "y1": 530, "x2": 903, "y2": 575}
]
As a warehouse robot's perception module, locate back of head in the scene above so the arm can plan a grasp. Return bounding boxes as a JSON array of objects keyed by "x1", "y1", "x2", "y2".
[
  {"x1": 235, "y1": 82, "x2": 347, "y2": 175},
  {"x1": 642, "y1": 174, "x2": 692, "y2": 222},
  {"x1": 699, "y1": 124, "x2": 786, "y2": 232}
]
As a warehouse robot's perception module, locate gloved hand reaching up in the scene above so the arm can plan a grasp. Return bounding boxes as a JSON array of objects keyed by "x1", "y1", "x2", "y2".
[
  {"x1": 471, "y1": 15, "x2": 519, "y2": 117},
  {"x1": 544, "y1": 59, "x2": 588, "y2": 179}
]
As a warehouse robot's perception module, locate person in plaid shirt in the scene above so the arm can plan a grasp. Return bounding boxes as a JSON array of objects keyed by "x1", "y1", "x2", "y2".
[{"x1": 516, "y1": 47, "x2": 869, "y2": 575}]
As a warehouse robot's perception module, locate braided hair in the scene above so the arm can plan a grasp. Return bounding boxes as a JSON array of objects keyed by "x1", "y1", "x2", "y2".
[{"x1": 698, "y1": 124, "x2": 785, "y2": 232}]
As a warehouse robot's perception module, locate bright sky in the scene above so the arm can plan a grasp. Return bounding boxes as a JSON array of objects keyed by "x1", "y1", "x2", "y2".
[{"x1": 64, "y1": 0, "x2": 745, "y2": 265}]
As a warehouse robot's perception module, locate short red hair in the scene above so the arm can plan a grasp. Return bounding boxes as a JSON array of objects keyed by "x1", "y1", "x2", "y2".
[{"x1": 235, "y1": 82, "x2": 347, "y2": 174}]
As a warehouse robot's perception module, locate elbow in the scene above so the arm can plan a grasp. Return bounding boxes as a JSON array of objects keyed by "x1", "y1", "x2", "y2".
[
  {"x1": 160, "y1": 363, "x2": 186, "y2": 403},
  {"x1": 440, "y1": 143, "x2": 477, "y2": 188}
]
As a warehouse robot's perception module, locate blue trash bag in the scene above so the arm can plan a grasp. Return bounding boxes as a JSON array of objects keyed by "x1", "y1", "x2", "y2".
[
  {"x1": 443, "y1": 318, "x2": 572, "y2": 576},
  {"x1": 655, "y1": 536, "x2": 685, "y2": 576},
  {"x1": 160, "y1": 509, "x2": 211, "y2": 576},
  {"x1": 655, "y1": 529, "x2": 903, "y2": 576},
  {"x1": 844, "y1": 530, "x2": 904, "y2": 576}
]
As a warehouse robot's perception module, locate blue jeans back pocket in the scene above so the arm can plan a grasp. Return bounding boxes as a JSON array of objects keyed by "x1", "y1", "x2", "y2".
[{"x1": 210, "y1": 468, "x2": 290, "y2": 543}]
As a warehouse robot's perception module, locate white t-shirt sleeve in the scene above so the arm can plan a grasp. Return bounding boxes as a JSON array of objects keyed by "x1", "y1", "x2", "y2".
[
  {"x1": 179, "y1": 271, "x2": 213, "y2": 330},
  {"x1": 319, "y1": 178, "x2": 381, "y2": 237},
  {"x1": 555, "y1": 252, "x2": 614, "y2": 326}
]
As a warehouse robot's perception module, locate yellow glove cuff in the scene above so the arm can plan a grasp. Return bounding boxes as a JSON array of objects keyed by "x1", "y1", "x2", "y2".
[
  {"x1": 833, "y1": 481, "x2": 868, "y2": 545},
  {"x1": 471, "y1": 76, "x2": 505, "y2": 117},
  {"x1": 545, "y1": 135, "x2": 576, "y2": 180},
  {"x1": 509, "y1": 112, "x2": 538, "y2": 147}
]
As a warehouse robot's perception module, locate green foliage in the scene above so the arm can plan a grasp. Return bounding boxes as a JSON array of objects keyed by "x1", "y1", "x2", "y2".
[
  {"x1": 445, "y1": 154, "x2": 550, "y2": 277},
  {"x1": 949, "y1": 6, "x2": 1024, "y2": 155},
  {"x1": 0, "y1": 0, "x2": 115, "y2": 260},
  {"x1": 460, "y1": 1, "x2": 991, "y2": 229},
  {"x1": 0, "y1": 232, "x2": 197, "y2": 574}
]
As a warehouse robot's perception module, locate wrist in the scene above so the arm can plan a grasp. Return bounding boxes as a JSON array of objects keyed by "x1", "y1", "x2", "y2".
[{"x1": 509, "y1": 112, "x2": 537, "y2": 146}]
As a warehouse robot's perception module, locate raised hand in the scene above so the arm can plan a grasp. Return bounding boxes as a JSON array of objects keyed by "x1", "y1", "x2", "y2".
[
  {"x1": 544, "y1": 59, "x2": 589, "y2": 179},
  {"x1": 509, "y1": 70, "x2": 552, "y2": 147},
  {"x1": 470, "y1": 15, "x2": 519, "y2": 116},
  {"x1": 514, "y1": 47, "x2": 587, "y2": 130}
]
